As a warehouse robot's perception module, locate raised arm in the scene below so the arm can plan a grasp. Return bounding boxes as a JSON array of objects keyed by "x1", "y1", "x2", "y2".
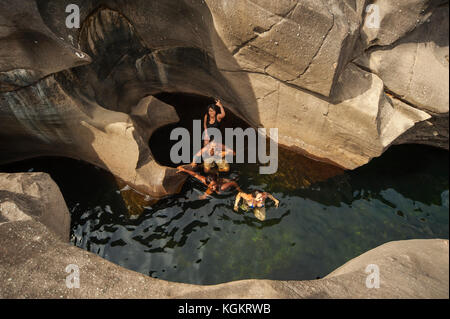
[
  {"x1": 203, "y1": 114, "x2": 209, "y2": 141},
  {"x1": 222, "y1": 148, "x2": 236, "y2": 157},
  {"x1": 177, "y1": 166, "x2": 207, "y2": 185},
  {"x1": 221, "y1": 179, "x2": 242, "y2": 193},
  {"x1": 216, "y1": 99, "x2": 226, "y2": 121},
  {"x1": 265, "y1": 193, "x2": 280, "y2": 208},
  {"x1": 220, "y1": 143, "x2": 235, "y2": 155}
]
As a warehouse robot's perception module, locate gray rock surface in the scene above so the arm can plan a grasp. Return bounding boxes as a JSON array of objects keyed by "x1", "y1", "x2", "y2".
[
  {"x1": 0, "y1": 173, "x2": 70, "y2": 241},
  {"x1": 207, "y1": 0, "x2": 365, "y2": 97},
  {"x1": 360, "y1": 0, "x2": 445, "y2": 47},
  {"x1": 357, "y1": 5, "x2": 449, "y2": 114},
  {"x1": 0, "y1": 0, "x2": 91, "y2": 91}
]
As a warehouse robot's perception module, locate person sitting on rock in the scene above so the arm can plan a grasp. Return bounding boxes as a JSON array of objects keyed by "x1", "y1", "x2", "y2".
[
  {"x1": 234, "y1": 190, "x2": 280, "y2": 221},
  {"x1": 190, "y1": 140, "x2": 235, "y2": 174},
  {"x1": 177, "y1": 166, "x2": 241, "y2": 199},
  {"x1": 204, "y1": 98, "x2": 225, "y2": 146}
]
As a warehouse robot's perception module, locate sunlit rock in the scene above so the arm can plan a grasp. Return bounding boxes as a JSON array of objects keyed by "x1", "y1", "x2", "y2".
[{"x1": 360, "y1": 0, "x2": 445, "y2": 47}]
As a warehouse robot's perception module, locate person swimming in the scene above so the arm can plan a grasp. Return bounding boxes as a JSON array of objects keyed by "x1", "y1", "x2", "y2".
[
  {"x1": 190, "y1": 140, "x2": 235, "y2": 173},
  {"x1": 204, "y1": 98, "x2": 225, "y2": 146},
  {"x1": 177, "y1": 165, "x2": 241, "y2": 199},
  {"x1": 234, "y1": 190, "x2": 280, "y2": 221}
]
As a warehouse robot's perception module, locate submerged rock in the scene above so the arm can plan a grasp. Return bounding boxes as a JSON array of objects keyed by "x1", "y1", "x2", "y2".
[{"x1": 0, "y1": 0, "x2": 448, "y2": 195}]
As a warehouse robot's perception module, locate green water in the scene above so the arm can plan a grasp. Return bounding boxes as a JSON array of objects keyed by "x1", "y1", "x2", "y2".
[{"x1": 1, "y1": 144, "x2": 448, "y2": 285}]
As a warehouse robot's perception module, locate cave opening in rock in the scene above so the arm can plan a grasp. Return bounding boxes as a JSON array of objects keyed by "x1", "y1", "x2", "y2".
[{"x1": 149, "y1": 92, "x2": 251, "y2": 168}]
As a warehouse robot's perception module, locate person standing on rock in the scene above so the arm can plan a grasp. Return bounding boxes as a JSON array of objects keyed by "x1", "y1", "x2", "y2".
[{"x1": 204, "y1": 98, "x2": 226, "y2": 146}]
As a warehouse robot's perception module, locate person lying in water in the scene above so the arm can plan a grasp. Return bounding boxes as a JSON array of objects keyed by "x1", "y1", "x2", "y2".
[
  {"x1": 177, "y1": 166, "x2": 242, "y2": 199},
  {"x1": 234, "y1": 190, "x2": 280, "y2": 221},
  {"x1": 204, "y1": 98, "x2": 226, "y2": 146},
  {"x1": 191, "y1": 141, "x2": 235, "y2": 173}
]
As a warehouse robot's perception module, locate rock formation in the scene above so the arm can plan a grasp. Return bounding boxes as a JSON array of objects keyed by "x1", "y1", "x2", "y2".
[
  {"x1": 1, "y1": 0, "x2": 448, "y2": 197},
  {"x1": 0, "y1": 173, "x2": 70, "y2": 241}
]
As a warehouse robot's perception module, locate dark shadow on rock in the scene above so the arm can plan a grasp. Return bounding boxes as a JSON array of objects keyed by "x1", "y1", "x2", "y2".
[{"x1": 306, "y1": 144, "x2": 449, "y2": 207}]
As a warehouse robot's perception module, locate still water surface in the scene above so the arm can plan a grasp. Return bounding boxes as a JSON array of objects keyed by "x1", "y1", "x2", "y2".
[{"x1": 1, "y1": 144, "x2": 448, "y2": 285}]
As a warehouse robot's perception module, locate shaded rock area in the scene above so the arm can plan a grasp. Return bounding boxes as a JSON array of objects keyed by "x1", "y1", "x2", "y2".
[
  {"x1": 0, "y1": 0, "x2": 91, "y2": 92},
  {"x1": 0, "y1": 173, "x2": 70, "y2": 241},
  {"x1": 0, "y1": 173, "x2": 447, "y2": 298},
  {"x1": 0, "y1": 0, "x2": 449, "y2": 193}
]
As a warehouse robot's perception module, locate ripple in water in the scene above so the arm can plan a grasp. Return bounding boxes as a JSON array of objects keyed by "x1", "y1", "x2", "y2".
[{"x1": 1, "y1": 144, "x2": 448, "y2": 284}]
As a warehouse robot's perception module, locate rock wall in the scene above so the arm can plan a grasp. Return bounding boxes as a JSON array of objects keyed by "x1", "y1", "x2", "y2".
[{"x1": 0, "y1": 0, "x2": 448, "y2": 196}]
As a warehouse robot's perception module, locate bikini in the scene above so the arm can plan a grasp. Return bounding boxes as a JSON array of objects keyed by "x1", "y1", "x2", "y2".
[
  {"x1": 248, "y1": 199, "x2": 265, "y2": 209},
  {"x1": 251, "y1": 192, "x2": 268, "y2": 208}
]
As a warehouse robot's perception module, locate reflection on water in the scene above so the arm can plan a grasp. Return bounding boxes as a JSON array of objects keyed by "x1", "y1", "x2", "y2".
[{"x1": 1, "y1": 144, "x2": 448, "y2": 285}]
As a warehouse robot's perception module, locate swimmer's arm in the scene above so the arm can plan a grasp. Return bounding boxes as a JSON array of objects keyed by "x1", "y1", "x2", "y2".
[
  {"x1": 234, "y1": 192, "x2": 243, "y2": 212},
  {"x1": 216, "y1": 99, "x2": 226, "y2": 121},
  {"x1": 265, "y1": 193, "x2": 280, "y2": 208},
  {"x1": 199, "y1": 188, "x2": 214, "y2": 200},
  {"x1": 217, "y1": 143, "x2": 235, "y2": 155},
  {"x1": 221, "y1": 180, "x2": 242, "y2": 193},
  {"x1": 177, "y1": 166, "x2": 207, "y2": 185},
  {"x1": 222, "y1": 148, "x2": 236, "y2": 157}
]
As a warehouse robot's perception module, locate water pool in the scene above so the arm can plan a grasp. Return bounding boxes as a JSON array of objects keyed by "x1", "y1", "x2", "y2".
[{"x1": 1, "y1": 144, "x2": 448, "y2": 285}]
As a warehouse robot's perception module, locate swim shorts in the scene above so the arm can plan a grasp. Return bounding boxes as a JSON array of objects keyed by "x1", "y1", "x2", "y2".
[
  {"x1": 204, "y1": 157, "x2": 230, "y2": 172},
  {"x1": 239, "y1": 203, "x2": 266, "y2": 221}
]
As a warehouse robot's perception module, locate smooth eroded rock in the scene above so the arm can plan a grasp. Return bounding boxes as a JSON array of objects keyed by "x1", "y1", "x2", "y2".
[{"x1": 0, "y1": 173, "x2": 70, "y2": 241}]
